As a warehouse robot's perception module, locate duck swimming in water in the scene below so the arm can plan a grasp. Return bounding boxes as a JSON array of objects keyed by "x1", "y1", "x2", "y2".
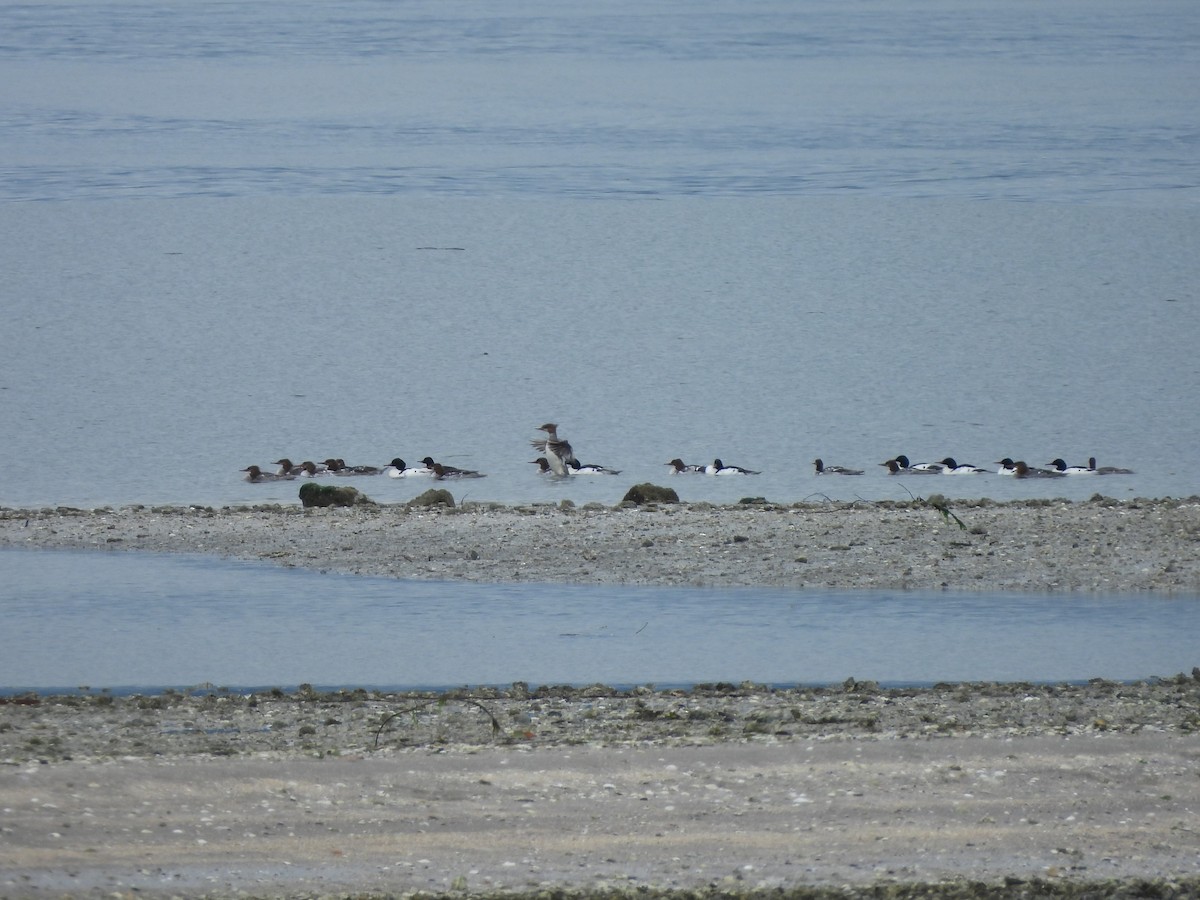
[
  {"x1": 704, "y1": 458, "x2": 760, "y2": 475},
  {"x1": 814, "y1": 458, "x2": 862, "y2": 475}
]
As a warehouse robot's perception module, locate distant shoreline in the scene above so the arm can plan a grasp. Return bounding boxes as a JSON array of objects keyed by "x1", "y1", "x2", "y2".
[{"x1": 3, "y1": 496, "x2": 1198, "y2": 594}]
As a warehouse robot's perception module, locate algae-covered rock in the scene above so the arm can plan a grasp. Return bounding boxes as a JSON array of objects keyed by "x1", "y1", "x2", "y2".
[
  {"x1": 298, "y1": 482, "x2": 374, "y2": 508},
  {"x1": 621, "y1": 483, "x2": 679, "y2": 505},
  {"x1": 407, "y1": 488, "x2": 455, "y2": 509}
]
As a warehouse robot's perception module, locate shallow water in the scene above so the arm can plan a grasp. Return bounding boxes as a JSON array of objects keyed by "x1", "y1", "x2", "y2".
[{"x1": 2, "y1": 549, "x2": 1197, "y2": 692}]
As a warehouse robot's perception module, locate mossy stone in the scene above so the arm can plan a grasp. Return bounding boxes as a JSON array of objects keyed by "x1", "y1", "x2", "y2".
[
  {"x1": 407, "y1": 488, "x2": 456, "y2": 508},
  {"x1": 621, "y1": 483, "x2": 680, "y2": 505},
  {"x1": 298, "y1": 482, "x2": 374, "y2": 508}
]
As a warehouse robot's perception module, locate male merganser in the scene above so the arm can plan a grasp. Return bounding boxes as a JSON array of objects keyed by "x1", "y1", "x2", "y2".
[
  {"x1": 666, "y1": 458, "x2": 702, "y2": 473},
  {"x1": 530, "y1": 423, "x2": 576, "y2": 476},
  {"x1": 323, "y1": 458, "x2": 381, "y2": 476},
  {"x1": 814, "y1": 458, "x2": 862, "y2": 475},
  {"x1": 886, "y1": 455, "x2": 944, "y2": 473},
  {"x1": 243, "y1": 465, "x2": 293, "y2": 482},
  {"x1": 274, "y1": 458, "x2": 328, "y2": 477},
  {"x1": 995, "y1": 458, "x2": 1018, "y2": 475},
  {"x1": 384, "y1": 458, "x2": 431, "y2": 478},
  {"x1": 939, "y1": 457, "x2": 987, "y2": 474},
  {"x1": 1047, "y1": 458, "x2": 1096, "y2": 475},
  {"x1": 1089, "y1": 457, "x2": 1134, "y2": 475},
  {"x1": 1012, "y1": 461, "x2": 1064, "y2": 478},
  {"x1": 705, "y1": 458, "x2": 760, "y2": 475},
  {"x1": 569, "y1": 459, "x2": 621, "y2": 475},
  {"x1": 430, "y1": 461, "x2": 485, "y2": 479}
]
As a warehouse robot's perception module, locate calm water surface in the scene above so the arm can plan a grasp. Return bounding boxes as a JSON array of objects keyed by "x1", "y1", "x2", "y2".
[
  {"x1": 2, "y1": 1, "x2": 1198, "y2": 510},
  {"x1": 2, "y1": 550, "x2": 1197, "y2": 692},
  {"x1": 3, "y1": 0, "x2": 1196, "y2": 204},
  {"x1": 3, "y1": 197, "x2": 1198, "y2": 510}
]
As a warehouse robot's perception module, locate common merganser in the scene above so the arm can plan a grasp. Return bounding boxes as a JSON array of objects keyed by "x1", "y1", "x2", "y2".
[
  {"x1": 887, "y1": 455, "x2": 944, "y2": 473},
  {"x1": 384, "y1": 458, "x2": 431, "y2": 478},
  {"x1": 274, "y1": 458, "x2": 299, "y2": 476},
  {"x1": 430, "y1": 461, "x2": 485, "y2": 479},
  {"x1": 705, "y1": 458, "x2": 760, "y2": 475},
  {"x1": 939, "y1": 457, "x2": 987, "y2": 474},
  {"x1": 323, "y1": 458, "x2": 381, "y2": 476},
  {"x1": 1012, "y1": 461, "x2": 1064, "y2": 478},
  {"x1": 531, "y1": 423, "x2": 576, "y2": 476},
  {"x1": 1047, "y1": 458, "x2": 1096, "y2": 475},
  {"x1": 569, "y1": 459, "x2": 621, "y2": 475},
  {"x1": 243, "y1": 465, "x2": 293, "y2": 482},
  {"x1": 814, "y1": 458, "x2": 862, "y2": 475},
  {"x1": 996, "y1": 458, "x2": 1060, "y2": 477},
  {"x1": 274, "y1": 458, "x2": 327, "y2": 477},
  {"x1": 1089, "y1": 457, "x2": 1134, "y2": 475},
  {"x1": 666, "y1": 458, "x2": 702, "y2": 473}
]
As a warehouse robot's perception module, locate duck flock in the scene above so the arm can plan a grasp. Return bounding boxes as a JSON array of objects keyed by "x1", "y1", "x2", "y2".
[{"x1": 243, "y1": 423, "x2": 1133, "y2": 483}]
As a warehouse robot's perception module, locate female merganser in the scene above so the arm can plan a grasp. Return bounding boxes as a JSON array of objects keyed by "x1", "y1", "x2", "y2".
[
  {"x1": 1047, "y1": 458, "x2": 1096, "y2": 475},
  {"x1": 996, "y1": 458, "x2": 1061, "y2": 477},
  {"x1": 705, "y1": 458, "x2": 760, "y2": 475},
  {"x1": 323, "y1": 458, "x2": 381, "y2": 476},
  {"x1": 274, "y1": 458, "x2": 299, "y2": 476},
  {"x1": 1012, "y1": 461, "x2": 1064, "y2": 478},
  {"x1": 666, "y1": 458, "x2": 702, "y2": 473},
  {"x1": 243, "y1": 465, "x2": 293, "y2": 482},
  {"x1": 384, "y1": 458, "x2": 431, "y2": 478},
  {"x1": 569, "y1": 459, "x2": 621, "y2": 475},
  {"x1": 814, "y1": 458, "x2": 862, "y2": 475},
  {"x1": 939, "y1": 457, "x2": 987, "y2": 474},
  {"x1": 1089, "y1": 457, "x2": 1134, "y2": 474},
  {"x1": 274, "y1": 458, "x2": 328, "y2": 477},
  {"x1": 886, "y1": 455, "x2": 944, "y2": 473},
  {"x1": 430, "y1": 461, "x2": 485, "y2": 479},
  {"x1": 531, "y1": 423, "x2": 576, "y2": 476}
]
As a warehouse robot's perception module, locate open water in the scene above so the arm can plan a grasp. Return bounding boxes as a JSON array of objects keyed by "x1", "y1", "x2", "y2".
[
  {"x1": 2, "y1": 0, "x2": 1198, "y2": 510},
  {"x1": 1, "y1": 0, "x2": 1197, "y2": 689}
]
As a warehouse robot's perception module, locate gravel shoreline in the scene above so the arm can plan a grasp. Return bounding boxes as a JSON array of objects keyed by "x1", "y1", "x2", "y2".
[
  {"x1": 2, "y1": 495, "x2": 1199, "y2": 593},
  {"x1": 5, "y1": 678, "x2": 1200, "y2": 764},
  {"x1": 3, "y1": 498, "x2": 1199, "y2": 898},
  {"x1": 3, "y1": 680, "x2": 1200, "y2": 899}
]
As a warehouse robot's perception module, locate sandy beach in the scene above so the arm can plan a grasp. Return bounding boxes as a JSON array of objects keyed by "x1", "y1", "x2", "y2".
[{"x1": 2, "y1": 497, "x2": 1199, "y2": 898}]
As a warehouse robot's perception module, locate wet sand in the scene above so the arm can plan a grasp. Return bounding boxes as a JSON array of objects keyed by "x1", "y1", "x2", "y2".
[{"x1": 2, "y1": 498, "x2": 1199, "y2": 897}]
